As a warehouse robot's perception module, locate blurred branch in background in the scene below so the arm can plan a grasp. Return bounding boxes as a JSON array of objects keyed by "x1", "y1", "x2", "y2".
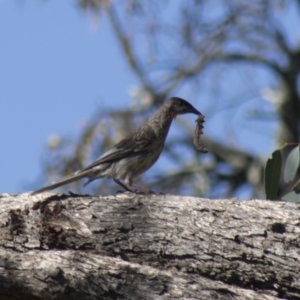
[{"x1": 38, "y1": 0, "x2": 300, "y2": 198}]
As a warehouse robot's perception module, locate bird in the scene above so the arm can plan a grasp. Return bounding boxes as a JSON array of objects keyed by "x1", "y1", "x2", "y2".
[{"x1": 31, "y1": 97, "x2": 202, "y2": 195}]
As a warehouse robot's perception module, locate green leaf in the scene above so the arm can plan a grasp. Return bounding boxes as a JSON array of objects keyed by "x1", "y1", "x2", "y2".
[
  {"x1": 265, "y1": 149, "x2": 282, "y2": 200},
  {"x1": 282, "y1": 190, "x2": 300, "y2": 202},
  {"x1": 283, "y1": 146, "x2": 300, "y2": 183}
]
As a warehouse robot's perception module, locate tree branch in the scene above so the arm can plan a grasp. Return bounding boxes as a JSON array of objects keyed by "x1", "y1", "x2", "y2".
[
  {"x1": 105, "y1": 5, "x2": 154, "y2": 94},
  {"x1": 212, "y1": 53, "x2": 285, "y2": 79},
  {"x1": 0, "y1": 193, "x2": 299, "y2": 299}
]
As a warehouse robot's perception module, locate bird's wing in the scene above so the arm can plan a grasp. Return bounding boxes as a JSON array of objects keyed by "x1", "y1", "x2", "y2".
[{"x1": 80, "y1": 124, "x2": 157, "y2": 171}]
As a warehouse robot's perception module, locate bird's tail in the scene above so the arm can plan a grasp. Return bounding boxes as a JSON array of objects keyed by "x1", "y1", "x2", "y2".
[{"x1": 30, "y1": 170, "x2": 91, "y2": 195}]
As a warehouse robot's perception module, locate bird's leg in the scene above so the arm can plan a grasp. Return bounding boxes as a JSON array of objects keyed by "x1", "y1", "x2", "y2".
[
  {"x1": 114, "y1": 178, "x2": 155, "y2": 194},
  {"x1": 113, "y1": 179, "x2": 134, "y2": 192}
]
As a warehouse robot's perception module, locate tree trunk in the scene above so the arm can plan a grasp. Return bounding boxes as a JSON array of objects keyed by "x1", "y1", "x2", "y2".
[{"x1": 0, "y1": 192, "x2": 299, "y2": 300}]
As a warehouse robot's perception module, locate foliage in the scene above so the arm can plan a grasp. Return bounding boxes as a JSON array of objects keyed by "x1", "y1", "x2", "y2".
[
  {"x1": 265, "y1": 145, "x2": 300, "y2": 201},
  {"x1": 265, "y1": 149, "x2": 282, "y2": 200}
]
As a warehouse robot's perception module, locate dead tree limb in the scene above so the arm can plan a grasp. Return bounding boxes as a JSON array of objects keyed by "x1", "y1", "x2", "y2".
[{"x1": 0, "y1": 192, "x2": 299, "y2": 299}]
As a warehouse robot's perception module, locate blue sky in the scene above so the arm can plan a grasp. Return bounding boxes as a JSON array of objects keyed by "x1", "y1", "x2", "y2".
[{"x1": 1, "y1": 1, "x2": 138, "y2": 193}]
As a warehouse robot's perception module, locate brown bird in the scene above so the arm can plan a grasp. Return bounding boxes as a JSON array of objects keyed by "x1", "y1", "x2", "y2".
[{"x1": 31, "y1": 97, "x2": 202, "y2": 195}]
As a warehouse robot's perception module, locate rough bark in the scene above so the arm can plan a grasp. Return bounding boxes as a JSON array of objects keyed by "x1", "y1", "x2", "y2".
[{"x1": 0, "y1": 192, "x2": 299, "y2": 300}]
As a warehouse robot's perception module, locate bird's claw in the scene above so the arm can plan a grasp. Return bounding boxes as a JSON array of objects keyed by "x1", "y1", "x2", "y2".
[{"x1": 133, "y1": 188, "x2": 156, "y2": 195}]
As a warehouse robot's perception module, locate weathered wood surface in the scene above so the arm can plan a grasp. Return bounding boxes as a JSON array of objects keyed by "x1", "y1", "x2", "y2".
[{"x1": 0, "y1": 192, "x2": 299, "y2": 300}]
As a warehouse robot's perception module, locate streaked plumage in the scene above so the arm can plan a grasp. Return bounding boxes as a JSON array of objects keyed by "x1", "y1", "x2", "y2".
[{"x1": 31, "y1": 97, "x2": 201, "y2": 195}]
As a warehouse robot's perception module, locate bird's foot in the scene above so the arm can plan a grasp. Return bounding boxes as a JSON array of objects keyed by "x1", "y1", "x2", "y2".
[{"x1": 133, "y1": 188, "x2": 156, "y2": 195}]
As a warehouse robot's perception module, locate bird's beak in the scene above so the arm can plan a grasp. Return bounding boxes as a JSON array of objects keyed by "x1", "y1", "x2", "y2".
[{"x1": 190, "y1": 106, "x2": 202, "y2": 116}]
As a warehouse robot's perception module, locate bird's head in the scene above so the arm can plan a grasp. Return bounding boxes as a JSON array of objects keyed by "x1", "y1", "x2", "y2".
[{"x1": 168, "y1": 97, "x2": 202, "y2": 117}]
